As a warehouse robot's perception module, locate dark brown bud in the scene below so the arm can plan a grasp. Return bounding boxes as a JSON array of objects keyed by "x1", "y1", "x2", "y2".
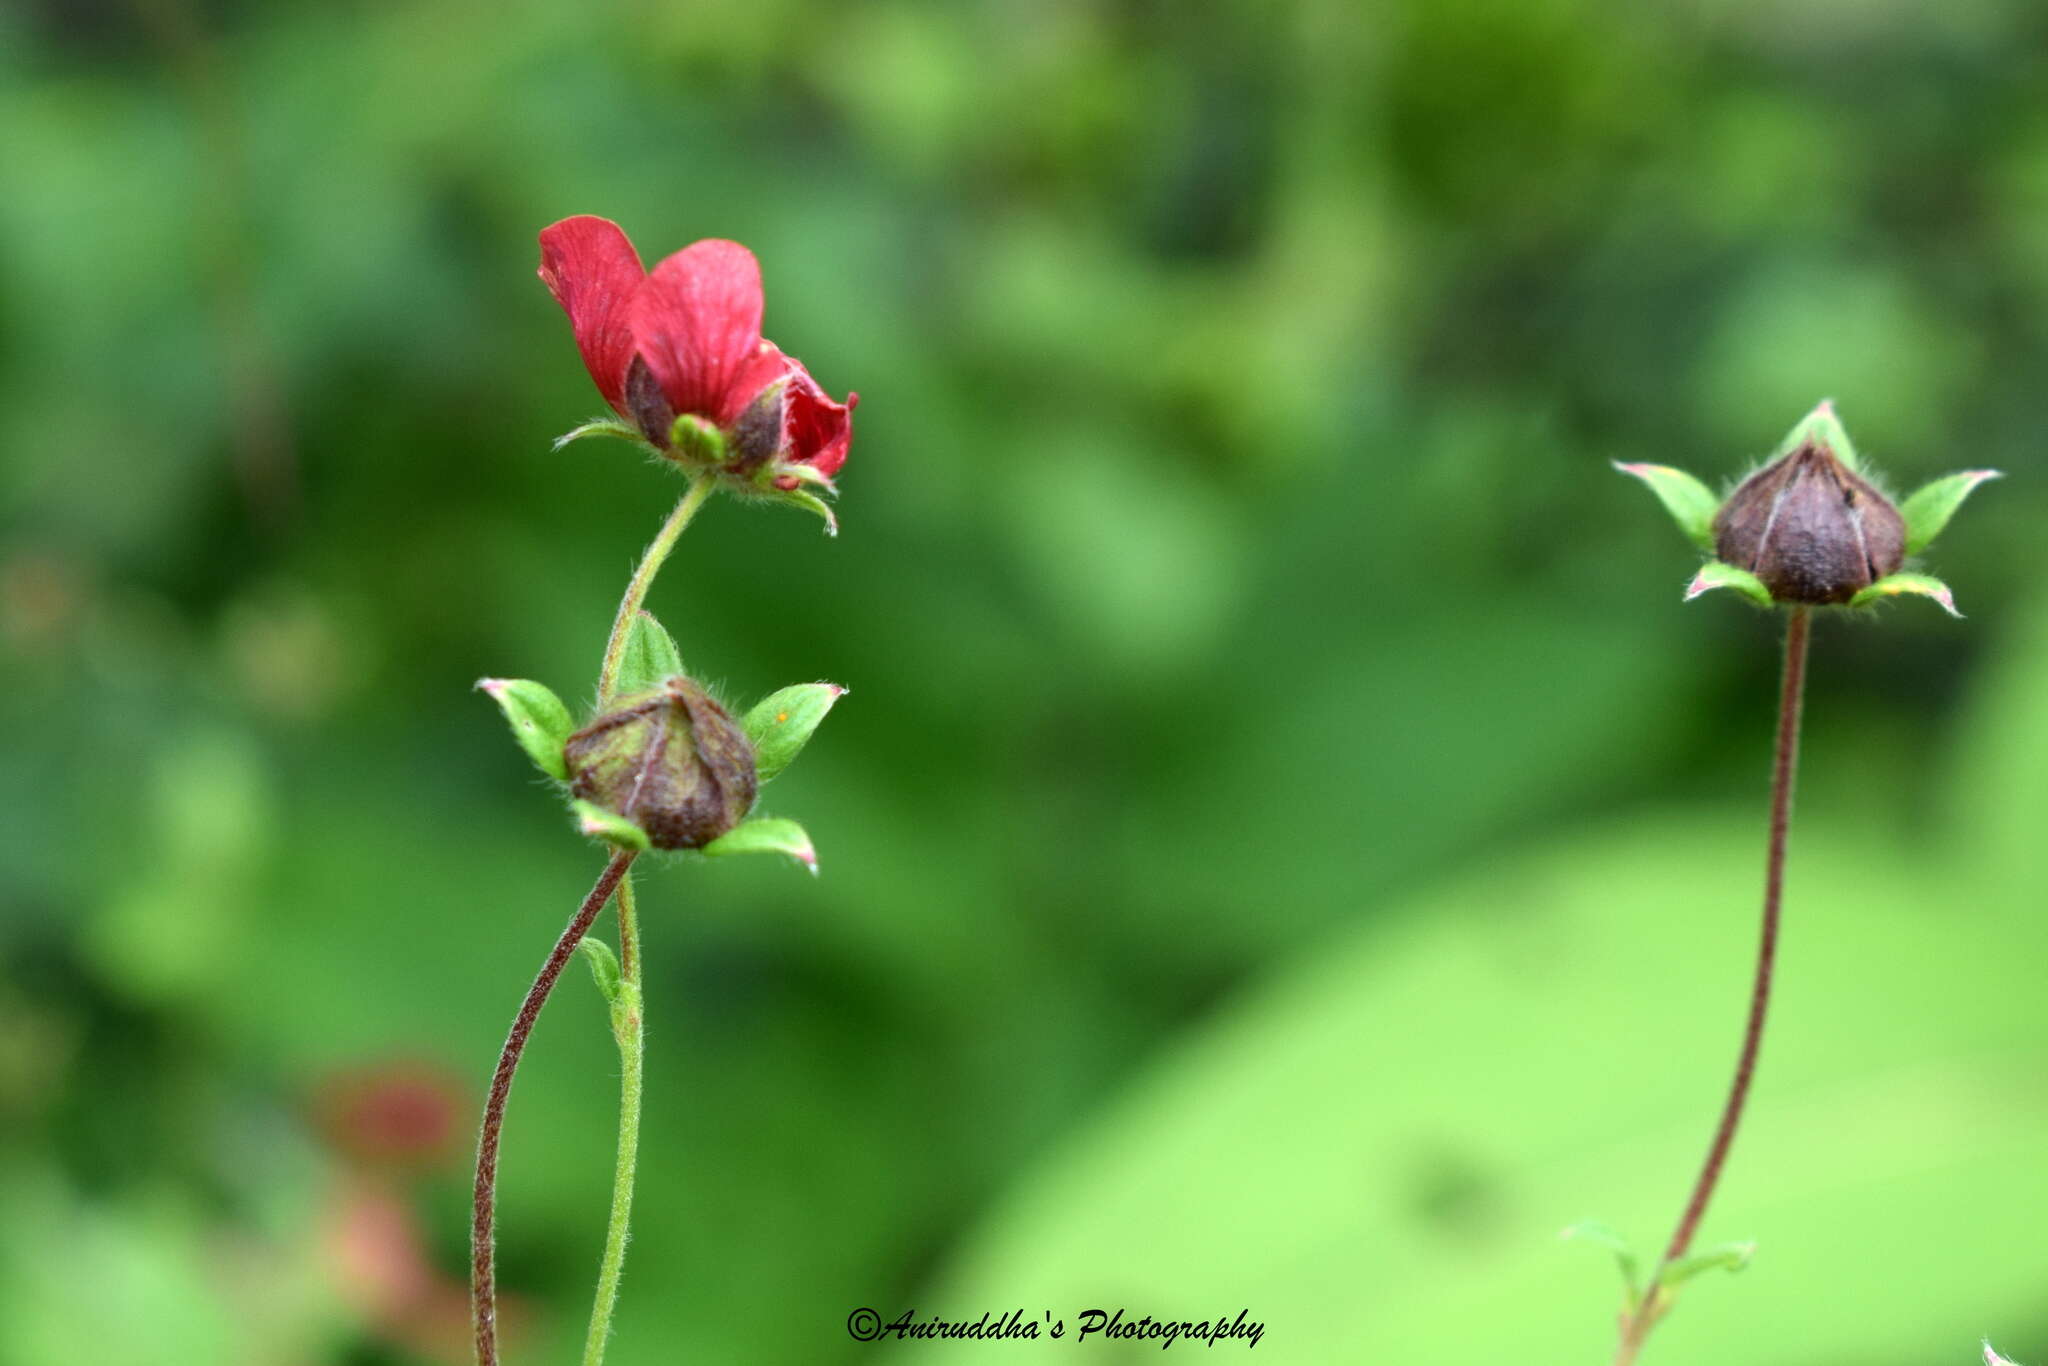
[
  {"x1": 1711, "y1": 439, "x2": 1905, "y2": 604},
  {"x1": 564, "y1": 676, "x2": 758, "y2": 850}
]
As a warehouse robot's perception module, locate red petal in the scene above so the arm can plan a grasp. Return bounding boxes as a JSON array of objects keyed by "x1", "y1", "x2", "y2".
[
  {"x1": 780, "y1": 362, "x2": 855, "y2": 481},
  {"x1": 538, "y1": 216, "x2": 646, "y2": 413},
  {"x1": 627, "y1": 240, "x2": 767, "y2": 421}
]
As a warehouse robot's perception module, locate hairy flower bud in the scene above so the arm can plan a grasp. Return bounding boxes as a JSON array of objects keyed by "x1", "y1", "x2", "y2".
[
  {"x1": 563, "y1": 676, "x2": 758, "y2": 850},
  {"x1": 1711, "y1": 438, "x2": 1906, "y2": 604}
]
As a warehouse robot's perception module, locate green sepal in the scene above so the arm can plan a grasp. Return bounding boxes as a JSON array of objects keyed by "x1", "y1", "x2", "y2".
[
  {"x1": 1613, "y1": 463, "x2": 1720, "y2": 551},
  {"x1": 702, "y1": 817, "x2": 818, "y2": 874},
  {"x1": 579, "y1": 938, "x2": 622, "y2": 1004},
  {"x1": 1771, "y1": 399, "x2": 1860, "y2": 471},
  {"x1": 1683, "y1": 561, "x2": 1774, "y2": 607},
  {"x1": 477, "y1": 678, "x2": 573, "y2": 781},
  {"x1": 1655, "y1": 1238, "x2": 1755, "y2": 1289},
  {"x1": 1899, "y1": 469, "x2": 2001, "y2": 554},
  {"x1": 669, "y1": 414, "x2": 727, "y2": 465},
  {"x1": 743, "y1": 683, "x2": 847, "y2": 784},
  {"x1": 613, "y1": 610, "x2": 685, "y2": 698},
  {"x1": 1559, "y1": 1220, "x2": 1642, "y2": 1310},
  {"x1": 553, "y1": 417, "x2": 644, "y2": 451},
  {"x1": 572, "y1": 800, "x2": 651, "y2": 851},
  {"x1": 1850, "y1": 572, "x2": 1962, "y2": 618},
  {"x1": 769, "y1": 487, "x2": 839, "y2": 537}
]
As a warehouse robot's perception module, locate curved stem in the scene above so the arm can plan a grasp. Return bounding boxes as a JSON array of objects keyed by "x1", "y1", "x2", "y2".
[
  {"x1": 582, "y1": 874, "x2": 646, "y2": 1366},
  {"x1": 472, "y1": 850, "x2": 637, "y2": 1366},
  {"x1": 1613, "y1": 607, "x2": 1810, "y2": 1366},
  {"x1": 597, "y1": 474, "x2": 718, "y2": 704}
]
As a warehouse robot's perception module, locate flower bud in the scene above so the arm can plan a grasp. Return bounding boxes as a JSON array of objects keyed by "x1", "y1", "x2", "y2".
[
  {"x1": 563, "y1": 676, "x2": 758, "y2": 850},
  {"x1": 1711, "y1": 438, "x2": 1906, "y2": 604}
]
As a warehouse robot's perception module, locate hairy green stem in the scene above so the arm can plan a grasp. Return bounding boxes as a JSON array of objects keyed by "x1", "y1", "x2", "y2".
[
  {"x1": 598, "y1": 474, "x2": 717, "y2": 704},
  {"x1": 1612, "y1": 607, "x2": 1810, "y2": 1366},
  {"x1": 582, "y1": 874, "x2": 645, "y2": 1366},
  {"x1": 577, "y1": 477, "x2": 712, "y2": 1362}
]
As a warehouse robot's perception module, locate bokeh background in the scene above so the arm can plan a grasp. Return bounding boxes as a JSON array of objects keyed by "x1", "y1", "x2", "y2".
[{"x1": 5, "y1": 1, "x2": 2048, "y2": 1362}]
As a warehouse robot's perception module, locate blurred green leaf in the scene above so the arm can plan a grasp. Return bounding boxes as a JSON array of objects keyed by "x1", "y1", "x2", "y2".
[
  {"x1": 1560, "y1": 1218, "x2": 1642, "y2": 1306},
  {"x1": 1657, "y1": 1239, "x2": 1755, "y2": 1289}
]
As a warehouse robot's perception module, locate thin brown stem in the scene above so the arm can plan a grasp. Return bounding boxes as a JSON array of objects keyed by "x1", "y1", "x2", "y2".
[
  {"x1": 471, "y1": 850, "x2": 636, "y2": 1366},
  {"x1": 1613, "y1": 607, "x2": 1810, "y2": 1366}
]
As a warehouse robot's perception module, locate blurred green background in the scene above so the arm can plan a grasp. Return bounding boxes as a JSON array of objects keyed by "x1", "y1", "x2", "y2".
[{"x1": 4, "y1": 1, "x2": 2046, "y2": 1362}]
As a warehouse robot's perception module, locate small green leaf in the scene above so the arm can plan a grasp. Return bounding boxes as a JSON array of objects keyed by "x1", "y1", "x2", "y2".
[
  {"x1": 572, "y1": 800, "x2": 650, "y2": 851},
  {"x1": 702, "y1": 817, "x2": 818, "y2": 874},
  {"x1": 1850, "y1": 572, "x2": 1962, "y2": 618},
  {"x1": 553, "y1": 417, "x2": 644, "y2": 450},
  {"x1": 1613, "y1": 463, "x2": 1720, "y2": 551},
  {"x1": 614, "y1": 610, "x2": 684, "y2": 698},
  {"x1": 1656, "y1": 1239, "x2": 1755, "y2": 1289},
  {"x1": 1559, "y1": 1220, "x2": 1641, "y2": 1307},
  {"x1": 477, "y1": 678, "x2": 573, "y2": 781},
  {"x1": 743, "y1": 683, "x2": 847, "y2": 783},
  {"x1": 579, "y1": 938, "x2": 621, "y2": 1004},
  {"x1": 669, "y1": 413, "x2": 727, "y2": 465},
  {"x1": 1771, "y1": 399, "x2": 1860, "y2": 471},
  {"x1": 1900, "y1": 469, "x2": 2001, "y2": 554},
  {"x1": 1683, "y1": 561, "x2": 1773, "y2": 607}
]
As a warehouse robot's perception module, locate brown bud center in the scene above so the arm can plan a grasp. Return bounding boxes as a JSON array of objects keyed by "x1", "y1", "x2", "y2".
[
  {"x1": 1711, "y1": 440, "x2": 1904, "y2": 604},
  {"x1": 564, "y1": 676, "x2": 758, "y2": 850}
]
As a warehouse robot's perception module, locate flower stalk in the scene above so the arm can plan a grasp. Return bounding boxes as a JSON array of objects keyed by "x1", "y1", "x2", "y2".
[{"x1": 1611, "y1": 609, "x2": 1808, "y2": 1366}]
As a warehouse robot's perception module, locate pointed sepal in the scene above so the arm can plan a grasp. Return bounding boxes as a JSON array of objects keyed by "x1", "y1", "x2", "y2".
[
  {"x1": 1559, "y1": 1219, "x2": 1642, "y2": 1312},
  {"x1": 613, "y1": 609, "x2": 685, "y2": 698},
  {"x1": 572, "y1": 799, "x2": 651, "y2": 851},
  {"x1": 553, "y1": 417, "x2": 645, "y2": 451},
  {"x1": 1772, "y1": 399, "x2": 1860, "y2": 471},
  {"x1": 743, "y1": 683, "x2": 846, "y2": 784},
  {"x1": 1684, "y1": 561, "x2": 1774, "y2": 607},
  {"x1": 1613, "y1": 463, "x2": 1720, "y2": 551},
  {"x1": 766, "y1": 487, "x2": 839, "y2": 536},
  {"x1": 1849, "y1": 572, "x2": 1962, "y2": 617},
  {"x1": 1899, "y1": 469, "x2": 2001, "y2": 554},
  {"x1": 702, "y1": 817, "x2": 819, "y2": 874},
  {"x1": 477, "y1": 678, "x2": 573, "y2": 781},
  {"x1": 579, "y1": 938, "x2": 622, "y2": 1004}
]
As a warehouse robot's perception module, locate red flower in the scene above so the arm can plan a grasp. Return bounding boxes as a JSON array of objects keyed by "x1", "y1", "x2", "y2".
[{"x1": 538, "y1": 215, "x2": 855, "y2": 486}]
